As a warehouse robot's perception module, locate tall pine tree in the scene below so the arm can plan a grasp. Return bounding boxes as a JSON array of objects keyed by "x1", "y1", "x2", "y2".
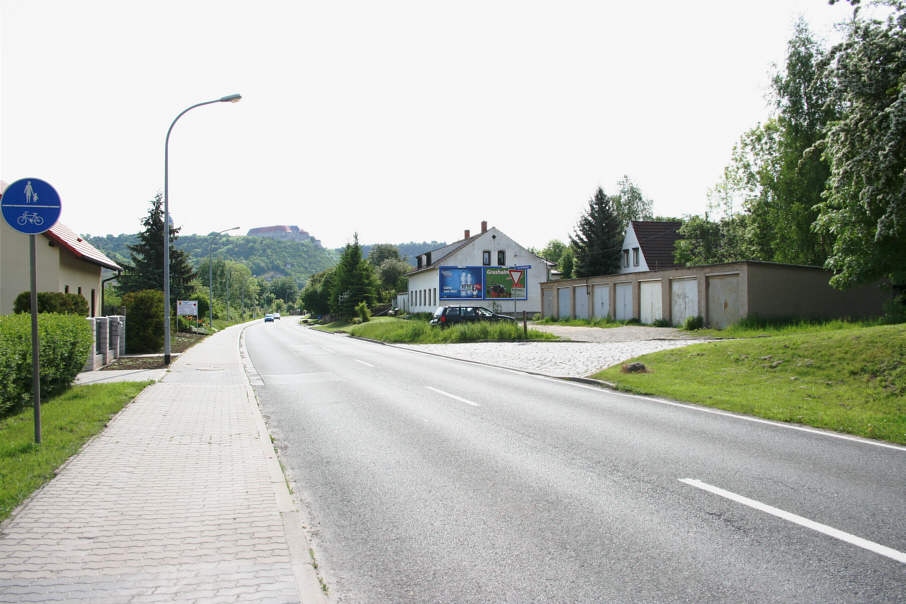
[
  {"x1": 330, "y1": 234, "x2": 378, "y2": 319},
  {"x1": 569, "y1": 187, "x2": 622, "y2": 277},
  {"x1": 118, "y1": 194, "x2": 197, "y2": 304}
]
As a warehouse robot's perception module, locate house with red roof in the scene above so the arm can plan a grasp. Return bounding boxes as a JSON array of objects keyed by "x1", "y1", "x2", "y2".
[{"x1": 0, "y1": 217, "x2": 121, "y2": 316}]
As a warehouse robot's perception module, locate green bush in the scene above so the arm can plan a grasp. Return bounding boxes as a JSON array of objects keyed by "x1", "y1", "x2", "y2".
[
  {"x1": 14, "y1": 291, "x2": 89, "y2": 316},
  {"x1": 355, "y1": 301, "x2": 371, "y2": 323},
  {"x1": 652, "y1": 318, "x2": 672, "y2": 327},
  {"x1": 0, "y1": 313, "x2": 92, "y2": 417},
  {"x1": 683, "y1": 315, "x2": 705, "y2": 330},
  {"x1": 123, "y1": 290, "x2": 164, "y2": 353}
]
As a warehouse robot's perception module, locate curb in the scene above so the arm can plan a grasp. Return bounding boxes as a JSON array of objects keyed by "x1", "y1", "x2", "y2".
[{"x1": 239, "y1": 326, "x2": 328, "y2": 604}]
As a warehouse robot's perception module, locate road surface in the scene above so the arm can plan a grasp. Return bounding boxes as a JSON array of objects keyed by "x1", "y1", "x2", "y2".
[{"x1": 245, "y1": 319, "x2": 905, "y2": 602}]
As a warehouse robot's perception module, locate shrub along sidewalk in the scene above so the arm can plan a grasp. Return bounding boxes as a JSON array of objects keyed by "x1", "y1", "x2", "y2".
[
  {"x1": 312, "y1": 316, "x2": 559, "y2": 344},
  {"x1": 593, "y1": 323, "x2": 906, "y2": 444},
  {"x1": 0, "y1": 382, "x2": 150, "y2": 523}
]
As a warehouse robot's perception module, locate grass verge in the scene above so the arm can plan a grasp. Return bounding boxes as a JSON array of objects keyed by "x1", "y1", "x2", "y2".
[
  {"x1": 592, "y1": 323, "x2": 906, "y2": 444},
  {"x1": 0, "y1": 382, "x2": 150, "y2": 522},
  {"x1": 313, "y1": 317, "x2": 559, "y2": 343},
  {"x1": 533, "y1": 316, "x2": 627, "y2": 328}
]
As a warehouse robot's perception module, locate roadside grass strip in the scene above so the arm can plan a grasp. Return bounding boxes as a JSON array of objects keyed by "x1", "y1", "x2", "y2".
[
  {"x1": 680, "y1": 479, "x2": 906, "y2": 564},
  {"x1": 0, "y1": 382, "x2": 150, "y2": 523},
  {"x1": 593, "y1": 323, "x2": 906, "y2": 444},
  {"x1": 347, "y1": 317, "x2": 559, "y2": 344}
]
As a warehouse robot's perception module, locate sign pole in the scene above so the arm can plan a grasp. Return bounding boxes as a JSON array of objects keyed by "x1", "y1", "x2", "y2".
[{"x1": 29, "y1": 234, "x2": 42, "y2": 444}]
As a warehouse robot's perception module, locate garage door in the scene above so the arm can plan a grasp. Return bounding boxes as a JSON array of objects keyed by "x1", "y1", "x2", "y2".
[
  {"x1": 543, "y1": 288, "x2": 554, "y2": 318},
  {"x1": 707, "y1": 274, "x2": 740, "y2": 329},
  {"x1": 574, "y1": 286, "x2": 589, "y2": 319},
  {"x1": 592, "y1": 285, "x2": 610, "y2": 319},
  {"x1": 558, "y1": 287, "x2": 571, "y2": 319},
  {"x1": 615, "y1": 283, "x2": 633, "y2": 321},
  {"x1": 670, "y1": 278, "x2": 698, "y2": 326},
  {"x1": 640, "y1": 281, "x2": 662, "y2": 324}
]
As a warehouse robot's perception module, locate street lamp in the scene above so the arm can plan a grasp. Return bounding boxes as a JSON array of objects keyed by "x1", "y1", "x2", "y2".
[
  {"x1": 163, "y1": 93, "x2": 241, "y2": 365},
  {"x1": 209, "y1": 227, "x2": 240, "y2": 330}
]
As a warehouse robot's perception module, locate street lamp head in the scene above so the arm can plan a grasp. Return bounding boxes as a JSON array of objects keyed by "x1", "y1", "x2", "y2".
[{"x1": 220, "y1": 94, "x2": 242, "y2": 103}]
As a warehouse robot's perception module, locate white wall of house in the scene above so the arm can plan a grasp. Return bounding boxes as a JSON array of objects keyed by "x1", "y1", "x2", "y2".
[
  {"x1": 407, "y1": 227, "x2": 548, "y2": 315},
  {"x1": 618, "y1": 224, "x2": 649, "y2": 274}
]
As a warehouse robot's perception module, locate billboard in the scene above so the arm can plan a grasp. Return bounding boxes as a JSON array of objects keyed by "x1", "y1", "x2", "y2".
[
  {"x1": 438, "y1": 266, "x2": 528, "y2": 301},
  {"x1": 485, "y1": 267, "x2": 527, "y2": 300},
  {"x1": 439, "y1": 267, "x2": 484, "y2": 299},
  {"x1": 176, "y1": 300, "x2": 198, "y2": 316}
]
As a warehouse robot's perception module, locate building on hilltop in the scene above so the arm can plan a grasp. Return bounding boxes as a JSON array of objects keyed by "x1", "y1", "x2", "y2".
[{"x1": 247, "y1": 225, "x2": 321, "y2": 246}]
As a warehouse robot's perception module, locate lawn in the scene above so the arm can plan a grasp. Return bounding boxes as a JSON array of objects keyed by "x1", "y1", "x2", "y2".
[
  {"x1": 0, "y1": 382, "x2": 150, "y2": 522},
  {"x1": 312, "y1": 316, "x2": 559, "y2": 343},
  {"x1": 593, "y1": 323, "x2": 906, "y2": 444}
]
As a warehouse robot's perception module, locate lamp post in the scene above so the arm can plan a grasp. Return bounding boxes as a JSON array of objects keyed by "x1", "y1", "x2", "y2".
[
  {"x1": 209, "y1": 227, "x2": 240, "y2": 330},
  {"x1": 163, "y1": 93, "x2": 241, "y2": 365}
]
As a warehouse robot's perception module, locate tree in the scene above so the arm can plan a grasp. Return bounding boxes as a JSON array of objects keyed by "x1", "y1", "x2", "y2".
[
  {"x1": 367, "y1": 244, "x2": 402, "y2": 267},
  {"x1": 118, "y1": 194, "x2": 196, "y2": 304},
  {"x1": 539, "y1": 240, "x2": 568, "y2": 265},
  {"x1": 330, "y1": 234, "x2": 378, "y2": 319},
  {"x1": 377, "y1": 258, "x2": 411, "y2": 294},
  {"x1": 569, "y1": 187, "x2": 623, "y2": 277},
  {"x1": 559, "y1": 247, "x2": 575, "y2": 279},
  {"x1": 815, "y1": 2, "x2": 906, "y2": 289},
  {"x1": 302, "y1": 268, "x2": 335, "y2": 315},
  {"x1": 611, "y1": 175, "x2": 653, "y2": 232},
  {"x1": 270, "y1": 276, "x2": 299, "y2": 305}
]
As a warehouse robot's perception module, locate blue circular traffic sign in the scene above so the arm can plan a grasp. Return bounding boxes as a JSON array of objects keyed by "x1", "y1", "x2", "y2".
[{"x1": 1, "y1": 178, "x2": 62, "y2": 235}]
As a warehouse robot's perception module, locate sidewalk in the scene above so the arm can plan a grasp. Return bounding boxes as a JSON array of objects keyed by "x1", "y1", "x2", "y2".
[{"x1": 0, "y1": 324, "x2": 320, "y2": 603}]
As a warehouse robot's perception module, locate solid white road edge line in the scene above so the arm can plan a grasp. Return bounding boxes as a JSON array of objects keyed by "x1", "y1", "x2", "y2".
[
  {"x1": 426, "y1": 386, "x2": 480, "y2": 407},
  {"x1": 355, "y1": 359, "x2": 374, "y2": 368},
  {"x1": 680, "y1": 478, "x2": 906, "y2": 564},
  {"x1": 531, "y1": 375, "x2": 905, "y2": 452}
]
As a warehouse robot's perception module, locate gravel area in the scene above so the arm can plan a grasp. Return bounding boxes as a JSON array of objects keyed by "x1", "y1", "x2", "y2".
[{"x1": 395, "y1": 326, "x2": 713, "y2": 377}]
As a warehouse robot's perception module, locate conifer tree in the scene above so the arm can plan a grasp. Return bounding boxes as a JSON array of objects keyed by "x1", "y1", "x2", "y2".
[
  {"x1": 330, "y1": 234, "x2": 378, "y2": 319},
  {"x1": 118, "y1": 194, "x2": 197, "y2": 304},
  {"x1": 569, "y1": 187, "x2": 622, "y2": 277}
]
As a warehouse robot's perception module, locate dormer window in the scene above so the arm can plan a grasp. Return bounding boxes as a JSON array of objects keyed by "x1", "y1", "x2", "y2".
[
  {"x1": 417, "y1": 256, "x2": 423, "y2": 269},
  {"x1": 425, "y1": 252, "x2": 432, "y2": 266}
]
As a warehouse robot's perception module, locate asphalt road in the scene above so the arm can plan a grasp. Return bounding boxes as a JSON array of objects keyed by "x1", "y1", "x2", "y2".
[{"x1": 245, "y1": 319, "x2": 906, "y2": 603}]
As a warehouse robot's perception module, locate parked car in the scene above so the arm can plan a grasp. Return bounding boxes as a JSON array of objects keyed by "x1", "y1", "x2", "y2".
[
  {"x1": 429, "y1": 306, "x2": 515, "y2": 327},
  {"x1": 264, "y1": 313, "x2": 274, "y2": 322}
]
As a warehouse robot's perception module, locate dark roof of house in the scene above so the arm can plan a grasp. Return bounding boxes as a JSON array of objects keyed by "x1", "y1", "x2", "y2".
[
  {"x1": 632, "y1": 220, "x2": 682, "y2": 270},
  {"x1": 45, "y1": 223, "x2": 122, "y2": 271}
]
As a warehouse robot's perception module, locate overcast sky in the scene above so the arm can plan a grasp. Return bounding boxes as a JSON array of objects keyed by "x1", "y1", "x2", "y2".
[{"x1": 1, "y1": 1, "x2": 858, "y2": 250}]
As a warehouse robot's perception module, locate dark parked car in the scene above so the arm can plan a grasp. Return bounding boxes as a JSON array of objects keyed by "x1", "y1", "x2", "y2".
[{"x1": 429, "y1": 306, "x2": 515, "y2": 327}]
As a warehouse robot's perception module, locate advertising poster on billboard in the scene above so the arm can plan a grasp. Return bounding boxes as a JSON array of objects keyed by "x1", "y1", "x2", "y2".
[
  {"x1": 439, "y1": 267, "x2": 484, "y2": 299},
  {"x1": 485, "y1": 267, "x2": 527, "y2": 300}
]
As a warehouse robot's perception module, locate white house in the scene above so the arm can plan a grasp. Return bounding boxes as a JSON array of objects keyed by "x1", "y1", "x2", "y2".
[
  {"x1": 406, "y1": 221, "x2": 551, "y2": 315},
  {"x1": 619, "y1": 220, "x2": 682, "y2": 274}
]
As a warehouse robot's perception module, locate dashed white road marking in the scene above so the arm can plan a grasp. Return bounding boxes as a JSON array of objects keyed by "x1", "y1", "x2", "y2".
[
  {"x1": 426, "y1": 386, "x2": 480, "y2": 407},
  {"x1": 355, "y1": 359, "x2": 374, "y2": 368},
  {"x1": 680, "y1": 478, "x2": 906, "y2": 564}
]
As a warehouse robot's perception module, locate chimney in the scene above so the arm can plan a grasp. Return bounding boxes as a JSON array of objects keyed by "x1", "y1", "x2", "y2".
[
  {"x1": 464, "y1": 229, "x2": 470, "y2": 239},
  {"x1": 481, "y1": 220, "x2": 488, "y2": 233}
]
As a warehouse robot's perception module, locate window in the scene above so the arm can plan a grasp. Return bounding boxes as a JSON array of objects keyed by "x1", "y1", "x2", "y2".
[
  {"x1": 622, "y1": 250, "x2": 629, "y2": 268},
  {"x1": 425, "y1": 252, "x2": 432, "y2": 266},
  {"x1": 497, "y1": 250, "x2": 506, "y2": 266},
  {"x1": 482, "y1": 250, "x2": 491, "y2": 266},
  {"x1": 632, "y1": 248, "x2": 640, "y2": 267},
  {"x1": 64, "y1": 285, "x2": 70, "y2": 293},
  {"x1": 417, "y1": 256, "x2": 423, "y2": 269},
  {"x1": 461, "y1": 307, "x2": 477, "y2": 318}
]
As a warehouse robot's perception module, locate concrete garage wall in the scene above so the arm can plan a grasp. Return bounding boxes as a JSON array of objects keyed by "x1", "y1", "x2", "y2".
[
  {"x1": 540, "y1": 260, "x2": 887, "y2": 329},
  {"x1": 574, "y1": 285, "x2": 589, "y2": 319},
  {"x1": 615, "y1": 283, "x2": 633, "y2": 321},
  {"x1": 670, "y1": 278, "x2": 698, "y2": 326},
  {"x1": 592, "y1": 284, "x2": 610, "y2": 319},
  {"x1": 639, "y1": 281, "x2": 662, "y2": 324}
]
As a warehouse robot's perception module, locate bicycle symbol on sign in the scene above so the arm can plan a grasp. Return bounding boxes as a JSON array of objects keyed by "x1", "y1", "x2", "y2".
[{"x1": 17, "y1": 211, "x2": 45, "y2": 227}]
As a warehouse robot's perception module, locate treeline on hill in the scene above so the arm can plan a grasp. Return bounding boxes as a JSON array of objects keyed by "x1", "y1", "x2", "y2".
[{"x1": 87, "y1": 232, "x2": 339, "y2": 285}]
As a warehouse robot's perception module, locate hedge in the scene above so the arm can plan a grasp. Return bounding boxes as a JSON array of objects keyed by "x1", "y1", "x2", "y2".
[
  {"x1": 123, "y1": 290, "x2": 164, "y2": 354},
  {"x1": 14, "y1": 291, "x2": 89, "y2": 316},
  {"x1": 0, "y1": 313, "x2": 92, "y2": 418}
]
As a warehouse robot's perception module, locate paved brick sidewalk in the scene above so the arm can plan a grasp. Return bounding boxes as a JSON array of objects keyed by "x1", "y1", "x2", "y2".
[{"x1": 0, "y1": 324, "x2": 319, "y2": 603}]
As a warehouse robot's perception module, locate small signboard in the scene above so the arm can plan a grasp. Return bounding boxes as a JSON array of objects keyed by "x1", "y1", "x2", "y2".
[
  {"x1": 177, "y1": 300, "x2": 198, "y2": 316},
  {"x1": 1, "y1": 178, "x2": 61, "y2": 235}
]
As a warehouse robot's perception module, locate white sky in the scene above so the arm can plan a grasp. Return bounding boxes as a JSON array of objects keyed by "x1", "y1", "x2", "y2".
[{"x1": 1, "y1": 0, "x2": 858, "y2": 251}]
